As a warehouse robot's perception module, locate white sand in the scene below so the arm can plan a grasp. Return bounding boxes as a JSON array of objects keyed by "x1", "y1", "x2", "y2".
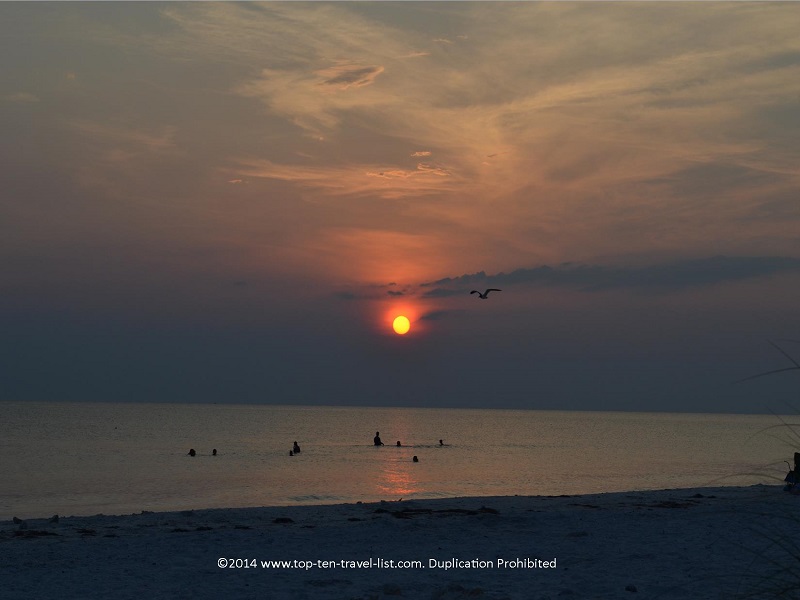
[{"x1": 2, "y1": 485, "x2": 799, "y2": 599}]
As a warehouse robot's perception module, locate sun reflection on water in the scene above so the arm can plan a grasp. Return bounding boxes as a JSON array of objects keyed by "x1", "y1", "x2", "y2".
[{"x1": 376, "y1": 458, "x2": 420, "y2": 497}]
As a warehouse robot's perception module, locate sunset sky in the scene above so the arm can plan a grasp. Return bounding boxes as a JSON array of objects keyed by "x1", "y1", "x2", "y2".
[{"x1": 2, "y1": 2, "x2": 800, "y2": 412}]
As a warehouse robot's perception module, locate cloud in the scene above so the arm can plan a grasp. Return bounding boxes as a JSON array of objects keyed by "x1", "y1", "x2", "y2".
[
  {"x1": 411, "y1": 151, "x2": 432, "y2": 157},
  {"x1": 420, "y1": 309, "x2": 464, "y2": 321},
  {"x1": 70, "y1": 120, "x2": 177, "y2": 154},
  {"x1": 6, "y1": 92, "x2": 39, "y2": 103},
  {"x1": 420, "y1": 256, "x2": 800, "y2": 295},
  {"x1": 236, "y1": 159, "x2": 458, "y2": 199},
  {"x1": 420, "y1": 287, "x2": 465, "y2": 298},
  {"x1": 334, "y1": 291, "x2": 358, "y2": 301},
  {"x1": 317, "y1": 64, "x2": 384, "y2": 90},
  {"x1": 416, "y1": 163, "x2": 450, "y2": 177}
]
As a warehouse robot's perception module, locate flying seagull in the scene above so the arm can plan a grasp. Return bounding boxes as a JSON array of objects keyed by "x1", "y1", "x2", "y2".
[{"x1": 471, "y1": 288, "x2": 501, "y2": 299}]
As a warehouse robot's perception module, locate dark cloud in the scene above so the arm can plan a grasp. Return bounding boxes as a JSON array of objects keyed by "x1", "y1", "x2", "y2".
[
  {"x1": 387, "y1": 290, "x2": 404, "y2": 296},
  {"x1": 420, "y1": 309, "x2": 463, "y2": 321},
  {"x1": 334, "y1": 291, "x2": 358, "y2": 300},
  {"x1": 420, "y1": 256, "x2": 800, "y2": 296},
  {"x1": 320, "y1": 65, "x2": 384, "y2": 89},
  {"x1": 420, "y1": 287, "x2": 465, "y2": 298}
]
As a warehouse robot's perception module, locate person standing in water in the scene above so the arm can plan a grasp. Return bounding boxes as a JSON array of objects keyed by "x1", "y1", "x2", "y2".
[
  {"x1": 293, "y1": 441, "x2": 301, "y2": 454},
  {"x1": 374, "y1": 432, "x2": 384, "y2": 446}
]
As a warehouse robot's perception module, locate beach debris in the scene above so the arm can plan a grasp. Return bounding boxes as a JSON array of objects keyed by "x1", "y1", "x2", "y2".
[
  {"x1": 12, "y1": 517, "x2": 24, "y2": 524},
  {"x1": 470, "y1": 288, "x2": 501, "y2": 299},
  {"x1": 49, "y1": 514, "x2": 59, "y2": 523},
  {"x1": 13, "y1": 529, "x2": 58, "y2": 538},
  {"x1": 651, "y1": 500, "x2": 694, "y2": 509},
  {"x1": 625, "y1": 584, "x2": 638, "y2": 593}
]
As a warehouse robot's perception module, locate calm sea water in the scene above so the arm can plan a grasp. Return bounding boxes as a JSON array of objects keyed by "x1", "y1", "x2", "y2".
[{"x1": 1, "y1": 402, "x2": 796, "y2": 519}]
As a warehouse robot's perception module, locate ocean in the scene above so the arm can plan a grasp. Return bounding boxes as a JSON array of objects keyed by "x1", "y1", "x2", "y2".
[{"x1": 1, "y1": 402, "x2": 795, "y2": 520}]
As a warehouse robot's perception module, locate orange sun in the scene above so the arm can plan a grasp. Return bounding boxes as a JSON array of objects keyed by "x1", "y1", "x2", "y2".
[{"x1": 392, "y1": 315, "x2": 411, "y2": 335}]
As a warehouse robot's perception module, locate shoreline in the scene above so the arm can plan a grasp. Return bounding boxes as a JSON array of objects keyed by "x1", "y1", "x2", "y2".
[{"x1": 3, "y1": 484, "x2": 798, "y2": 599}]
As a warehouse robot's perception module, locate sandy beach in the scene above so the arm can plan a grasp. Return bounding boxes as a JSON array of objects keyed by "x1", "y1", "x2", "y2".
[{"x1": 3, "y1": 485, "x2": 798, "y2": 599}]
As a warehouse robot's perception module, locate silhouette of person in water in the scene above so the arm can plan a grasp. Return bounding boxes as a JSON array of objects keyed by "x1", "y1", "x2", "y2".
[
  {"x1": 212, "y1": 449, "x2": 217, "y2": 456},
  {"x1": 413, "y1": 456, "x2": 419, "y2": 462},
  {"x1": 293, "y1": 441, "x2": 301, "y2": 454},
  {"x1": 439, "y1": 439, "x2": 444, "y2": 446},
  {"x1": 188, "y1": 449, "x2": 196, "y2": 457},
  {"x1": 396, "y1": 441, "x2": 402, "y2": 447},
  {"x1": 289, "y1": 450, "x2": 294, "y2": 456},
  {"x1": 374, "y1": 432, "x2": 384, "y2": 446}
]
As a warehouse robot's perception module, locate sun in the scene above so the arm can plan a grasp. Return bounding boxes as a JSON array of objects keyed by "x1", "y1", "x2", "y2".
[{"x1": 392, "y1": 315, "x2": 411, "y2": 335}]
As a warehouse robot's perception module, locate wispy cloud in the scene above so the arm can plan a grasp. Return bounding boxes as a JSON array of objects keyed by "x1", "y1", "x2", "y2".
[
  {"x1": 70, "y1": 121, "x2": 177, "y2": 154},
  {"x1": 235, "y1": 158, "x2": 458, "y2": 199},
  {"x1": 6, "y1": 92, "x2": 39, "y2": 103}
]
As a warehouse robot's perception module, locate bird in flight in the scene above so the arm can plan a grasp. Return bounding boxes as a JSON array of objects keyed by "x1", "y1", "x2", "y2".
[{"x1": 471, "y1": 288, "x2": 501, "y2": 299}]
